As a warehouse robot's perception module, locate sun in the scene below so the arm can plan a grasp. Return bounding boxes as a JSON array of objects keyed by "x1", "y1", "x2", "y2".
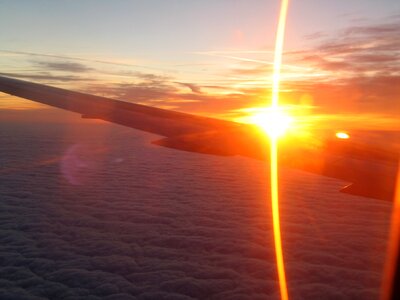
[{"x1": 250, "y1": 108, "x2": 293, "y2": 138}]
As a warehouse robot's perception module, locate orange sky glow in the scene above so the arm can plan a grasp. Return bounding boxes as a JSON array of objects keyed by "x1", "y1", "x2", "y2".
[
  {"x1": 0, "y1": 1, "x2": 399, "y2": 134},
  {"x1": 0, "y1": 2, "x2": 399, "y2": 299}
]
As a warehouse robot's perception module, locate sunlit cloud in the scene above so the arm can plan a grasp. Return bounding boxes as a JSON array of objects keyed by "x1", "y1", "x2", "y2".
[
  {"x1": 1, "y1": 18, "x2": 399, "y2": 133},
  {"x1": 174, "y1": 82, "x2": 203, "y2": 94}
]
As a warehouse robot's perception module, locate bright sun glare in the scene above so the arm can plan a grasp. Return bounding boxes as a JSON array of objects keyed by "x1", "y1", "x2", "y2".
[{"x1": 250, "y1": 109, "x2": 293, "y2": 138}]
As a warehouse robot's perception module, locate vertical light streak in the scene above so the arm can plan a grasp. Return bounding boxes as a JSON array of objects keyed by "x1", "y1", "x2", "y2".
[
  {"x1": 270, "y1": 1, "x2": 289, "y2": 300},
  {"x1": 380, "y1": 162, "x2": 400, "y2": 300},
  {"x1": 271, "y1": 0, "x2": 289, "y2": 108}
]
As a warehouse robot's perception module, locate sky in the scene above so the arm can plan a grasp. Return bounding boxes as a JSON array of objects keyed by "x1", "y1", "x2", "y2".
[
  {"x1": 0, "y1": 0, "x2": 399, "y2": 129},
  {"x1": 0, "y1": 2, "x2": 398, "y2": 298}
]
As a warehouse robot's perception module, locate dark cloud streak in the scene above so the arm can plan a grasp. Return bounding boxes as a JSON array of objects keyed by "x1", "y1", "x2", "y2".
[
  {"x1": 33, "y1": 61, "x2": 93, "y2": 73},
  {"x1": 0, "y1": 72, "x2": 95, "y2": 82}
]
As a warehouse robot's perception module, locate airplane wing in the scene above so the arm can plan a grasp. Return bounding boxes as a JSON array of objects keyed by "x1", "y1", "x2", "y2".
[{"x1": 0, "y1": 75, "x2": 398, "y2": 201}]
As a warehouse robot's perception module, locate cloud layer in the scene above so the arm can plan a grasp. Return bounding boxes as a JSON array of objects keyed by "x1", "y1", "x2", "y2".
[{"x1": 0, "y1": 120, "x2": 392, "y2": 299}]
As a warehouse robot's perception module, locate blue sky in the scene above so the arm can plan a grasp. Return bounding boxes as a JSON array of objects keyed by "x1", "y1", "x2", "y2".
[{"x1": 1, "y1": 0, "x2": 399, "y2": 55}]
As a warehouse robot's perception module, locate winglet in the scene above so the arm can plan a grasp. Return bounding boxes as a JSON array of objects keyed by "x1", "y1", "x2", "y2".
[{"x1": 340, "y1": 182, "x2": 395, "y2": 201}]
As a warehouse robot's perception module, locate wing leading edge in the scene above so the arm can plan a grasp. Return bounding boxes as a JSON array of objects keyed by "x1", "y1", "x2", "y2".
[
  {"x1": 0, "y1": 75, "x2": 241, "y2": 137},
  {"x1": 0, "y1": 75, "x2": 398, "y2": 201}
]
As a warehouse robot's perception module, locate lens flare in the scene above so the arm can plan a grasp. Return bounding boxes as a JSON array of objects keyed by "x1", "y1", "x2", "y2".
[
  {"x1": 336, "y1": 132, "x2": 350, "y2": 139},
  {"x1": 269, "y1": 1, "x2": 290, "y2": 300},
  {"x1": 250, "y1": 109, "x2": 293, "y2": 138},
  {"x1": 380, "y1": 164, "x2": 400, "y2": 300}
]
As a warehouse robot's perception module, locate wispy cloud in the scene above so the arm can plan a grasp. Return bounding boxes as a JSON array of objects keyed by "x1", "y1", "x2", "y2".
[
  {"x1": 2, "y1": 18, "x2": 399, "y2": 127},
  {"x1": 33, "y1": 61, "x2": 93, "y2": 73},
  {"x1": 249, "y1": 18, "x2": 400, "y2": 121},
  {"x1": 0, "y1": 72, "x2": 94, "y2": 82},
  {"x1": 292, "y1": 20, "x2": 400, "y2": 76},
  {"x1": 0, "y1": 49, "x2": 151, "y2": 70},
  {"x1": 175, "y1": 82, "x2": 202, "y2": 94}
]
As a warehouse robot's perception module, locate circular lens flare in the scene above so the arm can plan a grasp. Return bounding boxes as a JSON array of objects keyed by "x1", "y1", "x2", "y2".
[{"x1": 336, "y1": 132, "x2": 350, "y2": 139}]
